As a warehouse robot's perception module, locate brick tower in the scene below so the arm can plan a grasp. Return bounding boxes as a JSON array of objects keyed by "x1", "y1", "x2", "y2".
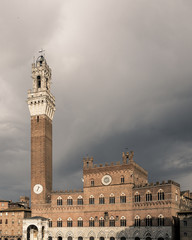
[{"x1": 27, "y1": 55, "x2": 55, "y2": 209}]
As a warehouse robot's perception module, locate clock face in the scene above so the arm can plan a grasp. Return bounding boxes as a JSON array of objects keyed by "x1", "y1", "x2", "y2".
[
  {"x1": 102, "y1": 175, "x2": 112, "y2": 185},
  {"x1": 33, "y1": 184, "x2": 43, "y2": 194}
]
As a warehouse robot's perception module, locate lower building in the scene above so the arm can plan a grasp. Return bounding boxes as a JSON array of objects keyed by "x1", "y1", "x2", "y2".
[{"x1": 0, "y1": 196, "x2": 31, "y2": 240}]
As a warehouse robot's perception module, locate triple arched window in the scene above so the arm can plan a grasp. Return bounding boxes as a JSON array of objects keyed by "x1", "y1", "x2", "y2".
[
  {"x1": 99, "y1": 217, "x2": 105, "y2": 227},
  {"x1": 77, "y1": 217, "x2": 83, "y2": 227},
  {"x1": 67, "y1": 217, "x2": 73, "y2": 227},
  {"x1": 57, "y1": 218, "x2": 62, "y2": 227},
  {"x1": 158, "y1": 189, "x2": 164, "y2": 200},
  {"x1": 109, "y1": 216, "x2": 115, "y2": 227},
  {"x1": 67, "y1": 196, "x2": 73, "y2": 205},
  {"x1": 146, "y1": 215, "x2": 152, "y2": 226},
  {"x1": 77, "y1": 195, "x2": 83, "y2": 205},
  {"x1": 158, "y1": 214, "x2": 164, "y2": 226},
  {"x1": 134, "y1": 192, "x2": 141, "y2": 202},
  {"x1": 89, "y1": 195, "x2": 95, "y2": 205},
  {"x1": 146, "y1": 191, "x2": 152, "y2": 201},
  {"x1": 120, "y1": 216, "x2": 126, "y2": 226},
  {"x1": 120, "y1": 193, "x2": 126, "y2": 203},
  {"x1": 109, "y1": 193, "x2": 115, "y2": 204},
  {"x1": 99, "y1": 194, "x2": 105, "y2": 204},
  {"x1": 57, "y1": 196, "x2": 62, "y2": 206},
  {"x1": 89, "y1": 217, "x2": 95, "y2": 227},
  {"x1": 134, "y1": 215, "x2": 140, "y2": 227}
]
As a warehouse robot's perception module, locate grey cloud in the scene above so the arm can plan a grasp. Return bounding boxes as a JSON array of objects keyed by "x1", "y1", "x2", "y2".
[{"x1": 0, "y1": 0, "x2": 192, "y2": 201}]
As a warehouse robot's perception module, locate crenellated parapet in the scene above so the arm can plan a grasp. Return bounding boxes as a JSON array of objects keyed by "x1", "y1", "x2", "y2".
[{"x1": 27, "y1": 55, "x2": 56, "y2": 120}]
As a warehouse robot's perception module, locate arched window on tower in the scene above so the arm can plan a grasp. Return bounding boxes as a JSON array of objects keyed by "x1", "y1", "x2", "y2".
[
  {"x1": 57, "y1": 196, "x2": 63, "y2": 206},
  {"x1": 91, "y1": 179, "x2": 94, "y2": 186},
  {"x1": 37, "y1": 76, "x2": 41, "y2": 88},
  {"x1": 121, "y1": 175, "x2": 125, "y2": 183},
  {"x1": 158, "y1": 189, "x2": 164, "y2": 200}
]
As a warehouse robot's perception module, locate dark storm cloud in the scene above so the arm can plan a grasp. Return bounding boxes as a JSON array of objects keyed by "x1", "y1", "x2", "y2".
[{"x1": 0, "y1": 0, "x2": 192, "y2": 200}]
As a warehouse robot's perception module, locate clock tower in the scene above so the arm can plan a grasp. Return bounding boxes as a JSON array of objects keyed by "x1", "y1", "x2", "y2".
[{"x1": 27, "y1": 55, "x2": 55, "y2": 208}]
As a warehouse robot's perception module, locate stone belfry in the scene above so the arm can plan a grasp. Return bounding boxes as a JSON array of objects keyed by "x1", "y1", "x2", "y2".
[{"x1": 27, "y1": 54, "x2": 55, "y2": 208}]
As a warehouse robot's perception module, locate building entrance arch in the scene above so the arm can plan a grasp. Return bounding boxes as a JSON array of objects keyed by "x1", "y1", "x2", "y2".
[{"x1": 27, "y1": 225, "x2": 38, "y2": 240}]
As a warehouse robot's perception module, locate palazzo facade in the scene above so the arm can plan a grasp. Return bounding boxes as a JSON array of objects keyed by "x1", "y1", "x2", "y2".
[{"x1": 22, "y1": 55, "x2": 191, "y2": 240}]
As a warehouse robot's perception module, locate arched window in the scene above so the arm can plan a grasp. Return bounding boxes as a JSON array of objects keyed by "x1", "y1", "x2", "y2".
[
  {"x1": 99, "y1": 194, "x2": 105, "y2": 204},
  {"x1": 37, "y1": 76, "x2": 41, "y2": 88},
  {"x1": 90, "y1": 237, "x2": 94, "y2": 240},
  {"x1": 48, "y1": 237, "x2": 52, "y2": 240},
  {"x1": 89, "y1": 195, "x2": 95, "y2": 205},
  {"x1": 57, "y1": 196, "x2": 62, "y2": 206},
  {"x1": 134, "y1": 215, "x2": 140, "y2": 227},
  {"x1": 67, "y1": 196, "x2": 73, "y2": 205},
  {"x1": 68, "y1": 237, "x2": 72, "y2": 240},
  {"x1": 110, "y1": 238, "x2": 115, "y2": 240},
  {"x1": 89, "y1": 217, "x2": 95, "y2": 227},
  {"x1": 158, "y1": 189, "x2": 164, "y2": 200},
  {"x1": 135, "y1": 238, "x2": 140, "y2": 240},
  {"x1": 57, "y1": 218, "x2": 62, "y2": 227},
  {"x1": 99, "y1": 217, "x2": 105, "y2": 227},
  {"x1": 67, "y1": 217, "x2": 73, "y2": 227},
  {"x1": 109, "y1": 193, "x2": 115, "y2": 204},
  {"x1": 158, "y1": 214, "x2": 164, "y2": 226},
  {"x1": 121, "y1": 176, "x2": 125, "y2": 183},
  {"x1": 100, "y1": 237, "x2": 104, "y2": 240},
  {"x1": 120, "y1": 216, "x2": 126, "y2": 226},
  {"x1": 58, "y1": 237, "x2": 62, "y2": 240},
  {"x1": 109, "y1": 216, "x2": 115, "y2": 227},
  {"x1": 77, "y1": 195, "x2": 83, "y2": 205},
  {"x1": 91, "y1": 179, "x2": 94, "y2": 187},
  {"x1": 157, "y1": 238, "x2": 164, "y2": 240},
  {"x1": 135, "y1": 192, "x2": 141, "y2": 202},
  {"x1": 120, "y1": 193, "x2": 126, "y2": 203},
  {"x1": 77, "y1": 217, "x2": 83, "y2": 227},
  {"x1": 146, "y1": 191, "x2": 152, "y2": 201},
  {"x1": 78, "y1": 237, "x2": 83, "y2": 240},
  {"x1": 145, "y1": 215, "x2": 152, "y2": 226},
  {"x1": 48, "y1": 219, "x2": 52, "y2": 227}
]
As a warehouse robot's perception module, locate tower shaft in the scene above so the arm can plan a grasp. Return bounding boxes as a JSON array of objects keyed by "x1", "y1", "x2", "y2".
[{"x1": 27, "y1": 55, "x2": 55, "y2": 208}]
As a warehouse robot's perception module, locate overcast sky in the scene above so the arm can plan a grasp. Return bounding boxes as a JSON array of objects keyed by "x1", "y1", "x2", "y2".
[{"x1": 0, "y1": 0, "x2": 192, "y2": 201}]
